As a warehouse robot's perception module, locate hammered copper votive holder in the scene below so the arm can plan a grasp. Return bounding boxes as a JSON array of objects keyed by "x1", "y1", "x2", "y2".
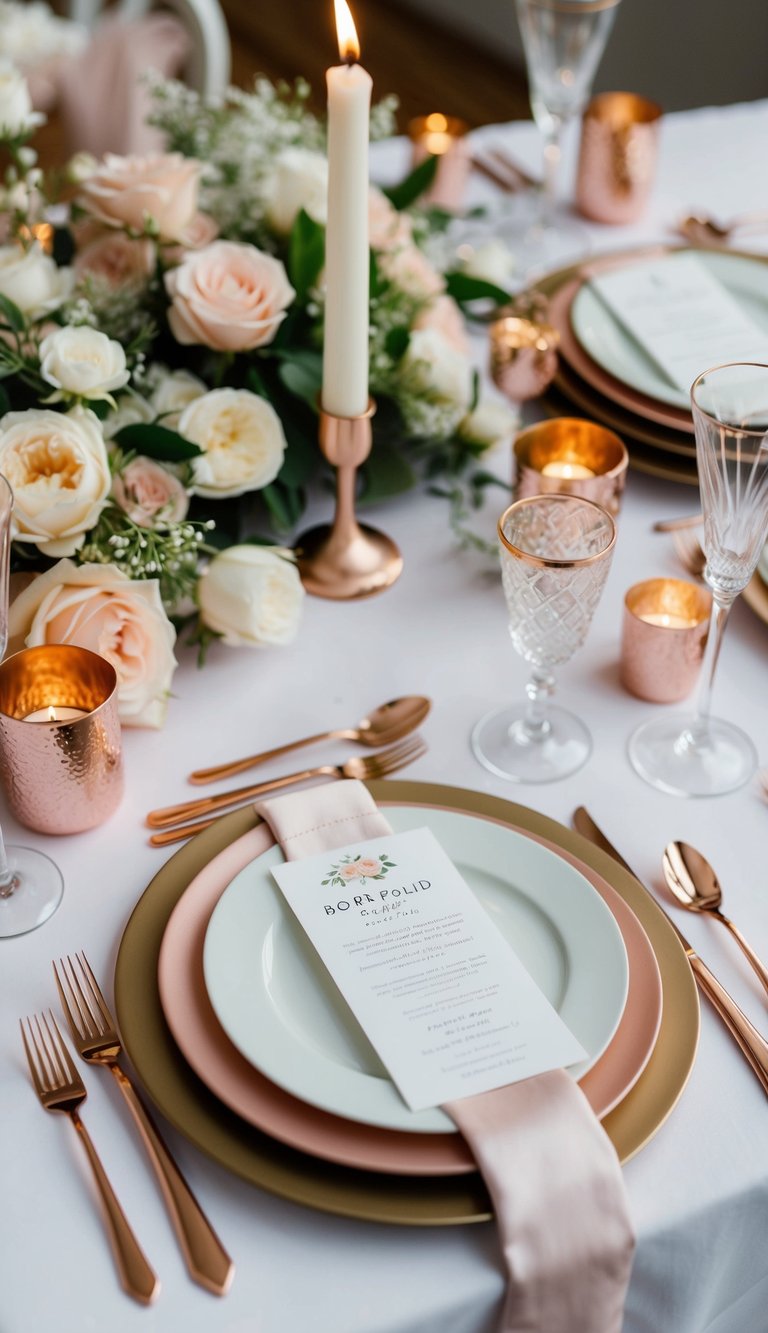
[
  {"x1": 576, "y1": 92, "x2": 662, "y2": 225},
  {"x1": 513, "y1": 418, "x2": 628, "y2": 516},
  {"x1": 490, "y1": 314, "x2": 560, "y2": 403},
  {"x1": 409, "y1": 113, "x2": 470, "y2": 211},
  {"x1": 0, "y1": 645, "x2": 123, "y2": 833},
  {"x1": 621, "y1": 578, "x2": 712, "y2": 703}
]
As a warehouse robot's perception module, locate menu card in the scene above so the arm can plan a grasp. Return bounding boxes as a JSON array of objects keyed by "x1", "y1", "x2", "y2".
[
  {"x1": 588, "y1": 253, "x2": 768, "y2": 393},
  {"x1": 272, "y1": 828, "x2": 586, "y2": 1111}
]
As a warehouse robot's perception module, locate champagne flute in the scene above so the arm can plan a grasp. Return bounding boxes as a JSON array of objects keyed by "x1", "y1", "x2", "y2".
[
  {"x1": 512, "y1": 0, "x2": 622, "y2": 268},
  {"x1": 472, "y1": 494, "x2": 616, "y2": 782},
  {"x1": 629, "y1": 362, "x2": 768, "y2": 796},
  {"x1": 0, "y1": 474, "x2": 64, "y2": 937}
]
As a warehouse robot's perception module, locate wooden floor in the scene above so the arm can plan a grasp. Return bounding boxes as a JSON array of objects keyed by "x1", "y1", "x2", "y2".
[{"x1": 223, "y1": 0, "x2": 530, "y2": 129}]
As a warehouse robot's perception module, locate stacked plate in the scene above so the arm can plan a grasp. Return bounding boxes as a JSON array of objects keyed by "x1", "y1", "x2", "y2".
[
  {"x1": 114, "y1": 780, "x2": 700, "y2": 1226},
  {"x1": 534, "y1": 245, "x2": 768, "y2": 487}
]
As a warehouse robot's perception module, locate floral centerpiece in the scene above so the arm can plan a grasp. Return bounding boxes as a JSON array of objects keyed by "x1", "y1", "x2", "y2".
[{"x1": 0, "y1": 60, "x2": 515, "y2": 727}]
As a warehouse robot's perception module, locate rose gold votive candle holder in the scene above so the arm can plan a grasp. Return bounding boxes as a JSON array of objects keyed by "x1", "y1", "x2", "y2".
[
  {"x1": 576, "y1": 92, "x2": 662, "y2": 225},
  {"x1": 490, "y1": 313, "x2": 560, "y2": 403},
  {"x1": 408, "y1": 113, "x2": 470, "y2": 211},
  {"x1": 621, "y1": 578, "x2": 712, "y2": 703},
  {"x1": 0, "y1": 645, "x2": 123, "y2": 834},
  {"x1": 513, "y1": 418, "x2": 628, "y2": 516}
]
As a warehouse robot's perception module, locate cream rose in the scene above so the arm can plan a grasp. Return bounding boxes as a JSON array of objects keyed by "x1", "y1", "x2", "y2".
[
  {"x1": 413, "y1": 294, "x2": 470, "y2": 356},
  {"x1": 179, "y1": 388, "x2": 287, "y2": 499},
  {"x1": 8, "y1": 560, "x2": 177, "y2": 728},
  {"x1": 264, "y1": 148, "x2": 329, "y2": 235},
  {"x1": 39, "y1": 326, "x2": 130, "y2": 403},
  {"x1": 198, "y1": 545, "x2": 304, "y2": 648},
  {"x1": 165, "y1": 241, "x2": 295, "y2": 353},
  {"x1": 378, "y1": 243, "x2": 445, "y2": 301},
  {"x1": 457, "y1": 238, "x2": 517, "y2": 290},
  {"x1": 150, "y1": 368, "x2": 207, "y2": 429},
  {"x1": 0, "y1": 59, "x2": 38, "y2": 136},
  {"x1": 112, "y1": 457, "x2": 189, "y2": 527},
  {"x1": 0, "y1": 242, "x2": 73, "y2": 316},
  {"x1": 0, "y1": 406, "x2": 111, "y2": 556},
  {"x1": 401, "y1": 328, "x2": 474, "y2": 410},
  {"x1": 78, "y1": 152, "x2": 201, "y2": 242},
  {"x1": 74, "y1": 229, "x2": 156, "y2": 288},
  {"x1": 459, "y1": 397, "x2": 519, "y2": 450}
]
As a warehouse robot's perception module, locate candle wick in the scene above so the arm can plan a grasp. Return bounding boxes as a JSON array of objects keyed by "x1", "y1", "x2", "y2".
[{"x1": 344, "y1": 53, "x2": 357, "y2": 66}]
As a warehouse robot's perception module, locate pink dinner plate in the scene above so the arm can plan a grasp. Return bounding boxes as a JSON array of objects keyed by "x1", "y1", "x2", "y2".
[{"x1": 157, "y1": 803, "x2": 662, "y2": 1177}]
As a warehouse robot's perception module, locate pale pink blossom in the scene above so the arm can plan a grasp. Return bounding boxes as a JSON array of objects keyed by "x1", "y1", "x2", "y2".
[
  {"x1": 78, "y1": 152, "x2": 201, "y2": 242},
  {"x1": 165, "y1": 241, "x2": 295, "y2": 353},
  {"x1": 112, "y1": 457, "x2": 189, "y2": 527}
]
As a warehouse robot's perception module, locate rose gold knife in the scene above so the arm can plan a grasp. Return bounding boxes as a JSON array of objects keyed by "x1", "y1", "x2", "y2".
[{"x1": 573, "y1": 807, "x2": 768, "y2": 1097}]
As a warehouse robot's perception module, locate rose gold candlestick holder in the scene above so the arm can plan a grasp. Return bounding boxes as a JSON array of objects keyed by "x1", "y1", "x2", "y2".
[{"x1": 296, "y1": 400, "x2": 403, "y2": 599}]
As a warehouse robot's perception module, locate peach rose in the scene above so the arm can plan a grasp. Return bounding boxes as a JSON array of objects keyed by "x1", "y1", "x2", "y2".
[
  {"x1": 163, "y1": 212, "x2": 220, "y2": 266},
  {"x1": 413, "y1": 295, "x2": 470, "y2": 356},
  {"x1": 78, "y1": 152, "x2": 201, "y2": 242},
  {"x1": 340, "y1": 864, "x2": 361, "y2": 880},
  {"x1": 368, "y1": 186, "x2": 413, "y2": 252},
  {"x1": 378, "y1": 243, "x2": 445, "y2": 301},
  {"x1": 74, "y1": 229, "x2": 156, "y2": 288},
  {"x1": 0, "y1": 406, "x2": 111, "y2": 556},
  {"x1": 112, "y1": 457, "x2": 189, "y2": 527},
  {"x1": 165, "y1": 241, "x2": 295, "y2": 352},
  {"x1": 8, "y1": 560, "x2": 178, "y2": 728},
  {"x1": 356, "y1": 858, "x2": 381, "y2": 876}
]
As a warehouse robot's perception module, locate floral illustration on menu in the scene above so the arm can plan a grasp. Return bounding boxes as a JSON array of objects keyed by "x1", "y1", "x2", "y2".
[{"x1": 322, "y1": 853, "x2": 396, "y2": 888}]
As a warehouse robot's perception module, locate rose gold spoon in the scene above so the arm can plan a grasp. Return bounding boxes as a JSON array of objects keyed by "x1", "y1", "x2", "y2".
[
  {"x1": 188, "y1": 695, "x2": 431, "y2": 784},
  {"x1": 663, "y1": 841, "x2": 768, "y2": 1000},
  {"x1": 678, "y1": 210, "x2": 768, "y2": 246}
]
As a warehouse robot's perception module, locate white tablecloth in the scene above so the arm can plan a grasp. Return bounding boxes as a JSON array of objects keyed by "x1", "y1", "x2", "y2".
[{"x1": 3, "y1": 99, "x2": 768, "y2": 1333}]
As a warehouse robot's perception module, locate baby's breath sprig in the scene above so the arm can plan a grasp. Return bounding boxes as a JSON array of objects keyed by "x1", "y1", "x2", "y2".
[{"x1": 77, "y1": 505, "x2": 217, "y2": 611}]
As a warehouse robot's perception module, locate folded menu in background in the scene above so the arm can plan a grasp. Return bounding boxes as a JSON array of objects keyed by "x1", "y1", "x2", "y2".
[
  {"x1": 588, "y1": 253, "x2": 768, "y2": 393},
  {"x1": 272, "y1": 827, "x2": 586, "y2": 1111}
]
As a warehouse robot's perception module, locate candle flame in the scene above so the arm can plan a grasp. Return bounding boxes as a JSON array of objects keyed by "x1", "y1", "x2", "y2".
[
  {"x1": 334, "y1": 0, "x2": 360, "y2": 61},
  {"x1": 47, "y1": 706, "x2": 57, "y2": 721},
  {"x1": 425, "y1": 113, "x2": 448, "y2": 133}
]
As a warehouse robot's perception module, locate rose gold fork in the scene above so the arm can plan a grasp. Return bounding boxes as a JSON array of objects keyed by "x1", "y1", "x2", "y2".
[
  {"x1": 148, "y1": 736, "x2": 428, "y2": 847},
  {"x1": 53, "y1": 952, "x2": 234, "y2": 1296},
  {"x1": 20, "y1": 1011, "x2": 159, "y2": 1305}
]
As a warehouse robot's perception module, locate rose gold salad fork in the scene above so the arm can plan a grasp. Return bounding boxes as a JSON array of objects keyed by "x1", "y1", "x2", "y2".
[
  {"x1": 20, "y1": 1011, "x2": 159, "y2": 1305},
  {"x1": 53, "y1": 952, "x2": 234, "y2": 1296}
]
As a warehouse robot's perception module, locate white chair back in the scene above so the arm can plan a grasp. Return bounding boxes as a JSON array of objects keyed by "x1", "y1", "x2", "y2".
[{"x1": 66, "y1": 0, "x2": 230, "y2": 97}]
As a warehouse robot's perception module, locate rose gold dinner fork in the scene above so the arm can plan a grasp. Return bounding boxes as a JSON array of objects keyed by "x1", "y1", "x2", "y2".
[
  {"x1": 20, "y1": 1011, "x2": 160, "y2": 1305},
  {"x1": 147, "y1": 735, "x2": 428, "y2": 847},
  {"x1": 53, "y1": 952, "x2": 234, "y2": 1296}
]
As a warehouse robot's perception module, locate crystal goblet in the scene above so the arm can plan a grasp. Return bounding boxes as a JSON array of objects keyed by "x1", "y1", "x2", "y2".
[
  {"x1": 472, "y1": 493, "x2": 616, "y2": 782},
  {"x1": 0, "y1": 473, "x2": 64, "y2": 937},
  {"x1": 629, "y1": 362, "x2": 768, "y2": 796}
]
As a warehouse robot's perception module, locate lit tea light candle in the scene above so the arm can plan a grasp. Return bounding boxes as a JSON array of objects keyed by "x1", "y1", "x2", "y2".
[
  {"x1": 540, "y1": 460, "x2": 596, "y2": 480},
  {"x1": 24, "y1": 705, "x2": 89, "y2": 723},
  {"x1": 638, "y1": 612, "x2": 699, "y2": 629}
]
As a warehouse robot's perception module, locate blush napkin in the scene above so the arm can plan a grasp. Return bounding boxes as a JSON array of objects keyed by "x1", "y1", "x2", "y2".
[{"x1": 255, "y1": 779, "x2": 635, "y2": 1332}]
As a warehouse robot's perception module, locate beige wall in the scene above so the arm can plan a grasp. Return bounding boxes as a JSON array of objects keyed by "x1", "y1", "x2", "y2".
[{"x1": 400, "y1": 0, "x2": 768, "y2": 112}]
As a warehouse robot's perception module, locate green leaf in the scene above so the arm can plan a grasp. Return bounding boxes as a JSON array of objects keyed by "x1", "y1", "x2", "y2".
[
  {"x1": 277, "y1": 351, "x2": 322, "y2": 409},
  {"x1": 262, "y1": 480, "x2": 303, "y2": 531},
  {"x1": 287, "y1": 208, "x2": 326, "y2": 302},
  {"x1": 0, "y1": 293, "x2": 25, "y2": 333},
  {"x1": 383, "y1": 154, "x2": 439, "y2": 211},
  {"x1": 445, "y1": 271, "x2": 513, "y2": 307},
  {"x1": 369, "y1": 248, "x2": 383, "y2": 299},
  {"x1": 0, "y1": 383, "x2": 8, "y2": 415},
  {"x1": 359, "y1": 441, "x2": 416, "y2": 506},
  {"x1": 112, "y1": 422, "x2": 202, "y2": 461},
  {"x1": 246, "y1": 365, "x2": 269, "y2": 398},
  {"x1": 384, "y1": 325, "x2": 410, "y2": 362}
]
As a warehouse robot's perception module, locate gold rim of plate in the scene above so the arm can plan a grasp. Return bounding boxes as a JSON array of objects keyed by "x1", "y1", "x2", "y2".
[{"x1": 114, "y1": 781, "x2": 700, "y2": 1227}]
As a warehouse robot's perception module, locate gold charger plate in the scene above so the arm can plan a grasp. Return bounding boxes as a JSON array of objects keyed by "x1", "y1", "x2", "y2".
[{"x1": 114, "y1": 780, "x2": 700, "y2": 1227}]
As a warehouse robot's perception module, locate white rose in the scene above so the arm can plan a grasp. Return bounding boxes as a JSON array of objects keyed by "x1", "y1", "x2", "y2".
[
  {"x1": 459, "y1": 396, "x2": 519, "y2": 450},
  {"x1": 402, "y1": 328, "x2": 474, "y2": 409},
  {"x1": 378, "y1": 243, "x2": 445, "y2": 301},
  {"x1": 179, "y1": 388, "x2": 287, "y2": 499},
  {"x1": 150, "y1": 368, "x2": 207, "y2": 429},
  {"x1": 7, "y1": 559, "x2": 177, "y2": 728},
  {"x1": 0, "y1": 406, "x2": 111, "y2": 556},
  {"x1": 264, "y1": 148, "x2": 329, "y2": 235},
  {"x1": 39, "y1": 326, "x2": 130, "y2": 403},
  {"x1": 102, "y1": 389, "x2": 154, "y2": 440},
  {"x1": 0, "y1": 242, "x2": 73, "y2": 316},
  {"x1": 0, "y1": 59, "x2": 38, "y2": 137},
  {"x1": 198, "y1": 546, "x2": 304, "y2": 648},
  {"x1": 457, "y1": 238, "x2": 517, "y2": 290}
]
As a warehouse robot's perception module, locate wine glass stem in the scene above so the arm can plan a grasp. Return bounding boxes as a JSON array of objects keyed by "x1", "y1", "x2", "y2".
[
  {"x1": 539, "y1": 124, "x2": 563, "y2": 229},
  {"x1": 0, "y1": 824, "x2": 18, "y2": 896},
  {"x1": 521, "y1": 668, "x2": 555, "y2": 740},
  {"x1": 688, "y1": 592, "x2": 733, "y2": 746}
]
